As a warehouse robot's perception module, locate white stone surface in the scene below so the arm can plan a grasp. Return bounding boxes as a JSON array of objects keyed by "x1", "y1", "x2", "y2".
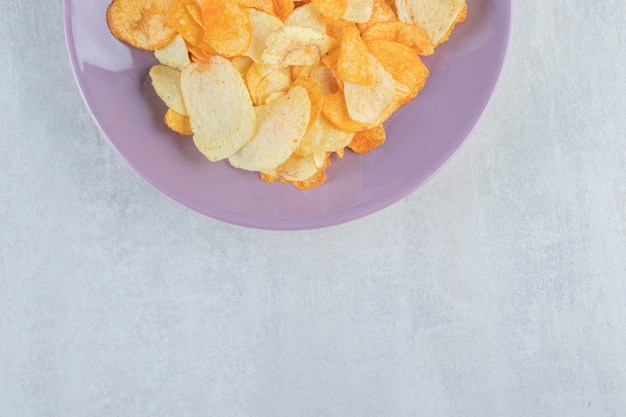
[{"x1": 1, "y1": 2, "x2": 626, "y2": 416}]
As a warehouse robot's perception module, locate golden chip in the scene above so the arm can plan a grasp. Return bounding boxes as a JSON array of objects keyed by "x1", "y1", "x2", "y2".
[
  {"x1": 311, "y1": 0, "x2": 347, "y2": 21},
  {"x1": 348, "y1": 124, "x2": 385, "y2": 153},
  {"x1": 273, "y1": 0, "x2": 295, "y2": 21},
  {"x1": 106, "y1": 0, "x2": 177, "y2": 50},
  {"x1": 366, "y1": 39, "x2": 429, "y2": 103},
  {"x1": 361, "y1": 21, "x2": 433, "y2": 55},
  {"x1": 164, "y1": 109, "x2": 194, "y2": 136},
  {"x1": 293, "y1": 76, "x2": 325, "y2": 133},
  {"x1": 201, "y1": 0, "x2": 252, "y2": 57},
  {"x1": 337, "y1": 25, "x2": 373, "y2": 85}
]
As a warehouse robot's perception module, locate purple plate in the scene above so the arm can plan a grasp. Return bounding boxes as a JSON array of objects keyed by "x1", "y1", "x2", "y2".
[{"x1": 63, "y1": 0, "x2": 511, "y2": 230}]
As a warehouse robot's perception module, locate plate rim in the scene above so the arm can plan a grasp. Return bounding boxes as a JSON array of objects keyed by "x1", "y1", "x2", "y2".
[{"x1": 63, "y1": 0, "x2": 513, "y2": 231}]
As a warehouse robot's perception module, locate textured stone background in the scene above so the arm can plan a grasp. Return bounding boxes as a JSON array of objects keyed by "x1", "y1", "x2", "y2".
[{"x1": 1, "y1": 1, "x2": 625, "y2": 416}]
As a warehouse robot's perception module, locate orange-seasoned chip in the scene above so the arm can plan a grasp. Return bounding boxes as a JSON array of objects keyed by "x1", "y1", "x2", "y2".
[
  {"x1": 322, "y1": 91, "x2": 368, "y2": 132},
  {"x1": 366, "y1": 39, "x2": 429, "y2": 103},
  {"x1": 273, "y1": 0, "x2": 295, "y2": 21},
  {"x1": 321, "y1": 47, "x2": 340, "y2": 71},
  {"x1": 361, "y1": 21, "x2": 434, "y2": 55},
  {"x1": 172, "y1": 0, "x2": 215, "y2": 51},
  {"x1": 201, "y1": 0, "x2": 252, "y2": 57},
  {"x1": 106, "y1": 0, "x2": 177, "y2": 50},
  {"x1": 235, "y1": 0, "x2": 275, "y2": 14},
  {"x1": 261, "y1": 153, "x2": 331, "y2": 189},
  {"x1": 337, "y1": 25, "x2": 372, "y2": 85},
  {"x1": 164, "y1": 108, "x2": 194, "y2": 136},
  {"x1": 348, "y1": 124, "x2": 385, "y2": 154},
  {"x1": 311, "y1": 0, "x2": 347, "y2": 21},
  {"x1": 357, "y1": 0, "x2": 396, "y2": 32},
  {"x1": 293, "y1": 77, "x2": 324, "y2": 132}
]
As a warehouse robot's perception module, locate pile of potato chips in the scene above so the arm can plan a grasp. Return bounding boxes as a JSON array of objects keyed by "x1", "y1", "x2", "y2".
[{"x1": 107, "y1": 0, "x2": 467, "y2": 189}]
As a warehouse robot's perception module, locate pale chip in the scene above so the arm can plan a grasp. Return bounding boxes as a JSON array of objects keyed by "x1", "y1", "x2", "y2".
[
  {"x1": 393, "y1": 0, "x2": 466, "y2": 45},
  {"x1": 154, "y1": 34, "x2": 191, "y2": 71},
  {"x1": 229, "y1": 85, "x2": 311, "y2": 171},
  {"x1": 262, "y1": 26, "x2": 337, "y2": 66},
  {"x1": 180, "y1": 58, "x2": 256, "y2": 161},
  {"x1": 149, "y1": 65, "x2": 187, "y2": 116}
]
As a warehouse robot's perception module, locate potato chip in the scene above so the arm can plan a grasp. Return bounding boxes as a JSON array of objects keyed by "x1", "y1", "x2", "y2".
[
  {"x1": 337, "y1": 25, "x2": 372, "y2": 85},
  {"x1": 180, "y1": 58, "x2": 256, "y2": 161},
  {"x1": 201, "y1": 0, "x2": 252, "y2": 57},
  {"x1": 322, "y1": 92, "x2": 368, "y2": 132},
  {"x1": 261, "y1": 153, "x2": 331, "y2": 189},
  {"x1": 262, "y1": 26, "x2": 336, "y2": 66},
  {"x1": 309, "y1": 65, "x2": 339, "y2": 95},
  {"x1": 186, "y1": 43, "x2": 215, "y2": 62},
  {"x1": 229, "y1": 85, "x2": 311, "y2": 171},
  {"x1": 320, "y1": 47, "x2": 340, "y2": 71},
  {"x1": 245, "y1": 8, "x2": 284, "y2": 63},
  {"x1": 149, "y1": 65, "x2": 187, "y2": 115},
  {"x1": 263, "y1": 152, "x2": 320, "y2": 182},
  {"x1": 273, "y1": 0, "x2": 295, "y2": 21},
  {"x1": 296, "y1": 114, "x2": 354, "y2": 155},
  {"x1": 172, "y1": 0, "x2": 215, "y2": 51},
  {"x1": 438, "y1": 1, "x2": 467, "y2": 45},
  {"x1": 230, "y1": 56, "x2": 254, "y2": 80},
  {"x1": 107, "y1": 0, "x2": 177, "y2": 50},
  {"x1": 236, "y1": 0, "x2": 275, "y2": 15},
  {"x1": 256, "y1": 70, "x2": 293, "y2": 105},
  {"x1": 348, "y1": 124, "x2": 385, "y2": 153},
  {"x1": 361, "y1": 21, "x2": 433, "y2": 55},
  {"x1": 293, "y1": 76, "x2": 324, "y2": 132},
  {"x1": 154, "y1": 34, "x2": 190, "y2": 71},
  {"x1": 343, "y1": 52, "x2": 396, "y2": 125},
  {"x1": 285, "y1": 3, "x2": 326, "y2": 33},
  {"x1": 164, "y1": 108, "x2": 194, "y2": 135},
  {"x1": 342, "y1": 0, "x2": 373, "y2": 23},
  {"x1": 311, "y1": 0, "x2": 347, "y2": 21},
  {"x1": 357, "y1": 0, "x2": 397, "y2": 32},
  {"x1": 393, "y1": 0, "x2": 466, "y2": 45},
  {"x1": 365, "y1": 39, "x2": 429, "y2": 103}
]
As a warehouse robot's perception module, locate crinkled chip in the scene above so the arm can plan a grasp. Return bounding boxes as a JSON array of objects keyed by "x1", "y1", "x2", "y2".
[
  {"x1": 149, "y1": 65, "x2": 187, "y2": 115},
  {"x1": 357, "y1": 0, "x2": 397, "y2": 32},
  {"x1": 262, "y1": 26, "x2": 337, "y2": 66},
  {"x1": 164, "y1": 108, "x2": 194, "y2": 135},
  {"x1": 180, "y1": 58, "x2": 256, "y2": 161},
  {"x1": 229, "y1": 85, "x2": 311, "y2": 171},
  {"x1": 107, "y1": 0, "x2": 177, "y2": 50},
  {"x1": 348, "y1": 124, "x2": 385, "y2": 153}
]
